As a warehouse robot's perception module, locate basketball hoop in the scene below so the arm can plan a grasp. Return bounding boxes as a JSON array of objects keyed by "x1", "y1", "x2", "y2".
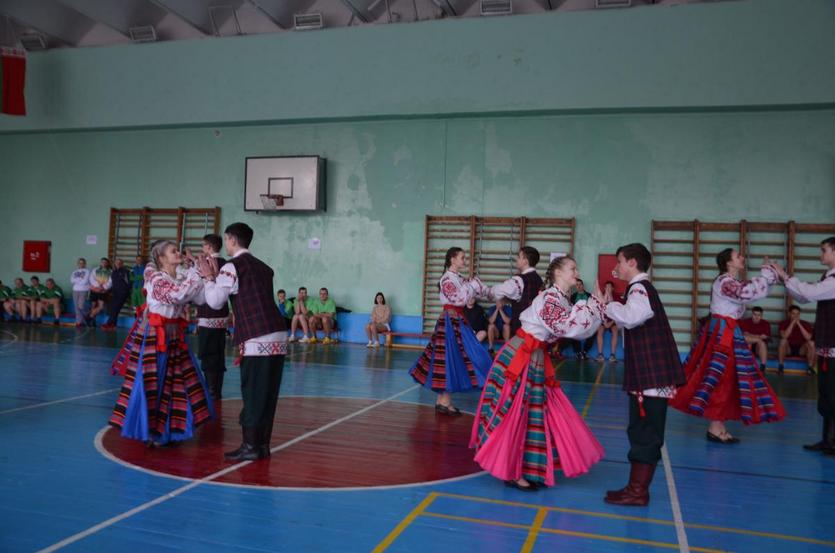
[{"x1": 260, "y1": 194, "x2": 285, "y2": 209}]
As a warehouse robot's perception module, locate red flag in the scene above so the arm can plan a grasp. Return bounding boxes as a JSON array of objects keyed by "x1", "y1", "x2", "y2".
[{"x1": 1, "y1": 50, "x2": 26, "y2": 116}]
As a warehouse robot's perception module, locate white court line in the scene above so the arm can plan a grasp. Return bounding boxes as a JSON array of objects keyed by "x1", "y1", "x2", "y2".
[
  {"x1": 38, "y1": 383, "x2": 421, "y2": 553},
  {"x1": 0, "y1": 388, "x2": 121, "y2": 415},
  {"x1": 0, "y1": 329, "x2": 19, "y2": 350},
  {"x1": 661, "y1": 444, "x2": 690, "y2": 553},
  {"x1": 94, "y1": 395, "x2": 485, "y2": 492}
]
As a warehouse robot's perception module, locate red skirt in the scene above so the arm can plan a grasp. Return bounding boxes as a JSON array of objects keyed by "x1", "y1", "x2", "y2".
[{"x1": 670, "y1": 315, "x2": 785, "y2": 424}]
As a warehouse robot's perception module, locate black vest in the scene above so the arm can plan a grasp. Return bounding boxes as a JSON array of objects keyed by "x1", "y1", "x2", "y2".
[
  {"x1": 622, "y1": 280, "x2": 685, "y2": 392},
  {"x1": 228, "y1": 253, "x2": 285, "y2": 345},
  {"x1": 510, "y1": 270, "x2": 544, "y2": 334},
  {"x1": 814, "y1": 272, "x2": 835, "y2": 350},
  {"x1": 196, "y1": 256, "x2": 230, "y2": 319}
]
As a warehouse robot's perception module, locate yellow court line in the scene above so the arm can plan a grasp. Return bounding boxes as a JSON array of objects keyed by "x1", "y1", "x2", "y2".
[
  {"x1": 420, "y1": 511, "x2": 723, "y2": 553},
  {"x1": 539, "y1": 527, "x2": 724, "y2": 553},
  {"x1": 434, "y1": 492, "x2": 835, "y2": 548},
  {"x1": 371, "y1": 492, "x2": 439, "y2": 553},
  {"x1": 520, "y1": 508, "x2": 548, "y2": 553},
  {"x1": 581, "y1": 362, "x2": 607, "y2": 418}
]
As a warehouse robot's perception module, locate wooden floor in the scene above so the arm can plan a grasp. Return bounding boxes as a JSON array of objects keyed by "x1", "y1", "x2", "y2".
[{"x1": 0, "y1": 323, "x2": 833, "y2": 553}]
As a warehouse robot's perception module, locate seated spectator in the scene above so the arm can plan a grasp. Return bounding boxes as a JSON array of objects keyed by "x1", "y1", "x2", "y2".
[
  {"x1": 88, "y1": 257, "x2": 112, "y2": 326},
  {"x1": 571, "y1": 279, "x2": 594, "y2": 359},
  {"x1": 463, "y1": 296, "x2": 488, "y2": 343},
  {"x1": 288, "y1": 286, "x2": 314, "y2": 343},
  {"x1": 486, "y1": 300, "x2": 512, "y2": 356},
  {"x1": 103, "y1": 258, "x2": 131, "y2": 331},
  {"x1": 596, "y1": 281, "x2": 619, "y2": 362},
  {"x1": 9, "y1": 278, "x2": 33, "y2": 322},
  {"x1": 28, "y1": 276, "x2": 47, "y2": 323},
  {"x1": 0, "y1": 280, "x2": 12, "y2": 321},
  {"x1": 309, "y1": 287, "x2": 338, "y2": 344},
  {"x1": 277, "y1": 289, "x2": 293, "y2": 327},
  {"x1": 366, "y1": 292, "x2": 392, "y2": 348},
  {"x1": 739, "y1": 306, "x2": 771, "y2": 372},
  {"x1": 778, "y1": 305, "x2": 815, "y2": 374},
  {"x1": 37, "y1": 278, "x2": 64, "y2": 325}
]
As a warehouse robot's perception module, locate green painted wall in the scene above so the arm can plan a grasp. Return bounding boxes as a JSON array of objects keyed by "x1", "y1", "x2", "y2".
[
  {"x1": 0, "y1": 0, "x2": 834, "y2": 132},
  {"x1": 1, "y1": 109, "x2": 833, "y2": 314}
]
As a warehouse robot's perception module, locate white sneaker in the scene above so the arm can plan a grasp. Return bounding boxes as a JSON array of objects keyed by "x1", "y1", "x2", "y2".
[
  {"x1": 300, "y1": 336, "x2": 310, "y2": 343},
  {"x1": 366, "y1": 341, "x2": 374, "y2": 347},
  {"x1": 288, "y1": 335, "x2": 296, "y2": 343},
  {"x1": 372, "y1": 341, "x2": 380, "y2": 348}
]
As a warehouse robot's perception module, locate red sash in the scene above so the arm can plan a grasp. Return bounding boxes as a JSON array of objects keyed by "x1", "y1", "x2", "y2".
[
  {"x1": 504, "y1": 328, "x2": 559, "y2": 388},
  {"x1": 147, "y1": 312, "x2": 189, "y2": 353},
  {"x1": 443, "y1": 304, "x2": 464, "y2": 315}
]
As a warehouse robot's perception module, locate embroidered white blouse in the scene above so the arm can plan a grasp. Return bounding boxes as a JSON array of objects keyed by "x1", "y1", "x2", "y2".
[
  {"x1": 785, "y1": 266, "x2": 835, "y2": 358},
  {"x1": 709, "y1": 267, "x2": 777, "y2": 319},
  {"x1": 144, "y1": 265, "x2": 204, "y2": 319},
  {"x1": 438, "y1": 270, "x2": 493, "y2": 306},
  {"x1": 490, "y1": 267, "x2": 538, "y2": 301},
  {"x1": 518, "y1": 286, "x2": 603, "y2": 343}
]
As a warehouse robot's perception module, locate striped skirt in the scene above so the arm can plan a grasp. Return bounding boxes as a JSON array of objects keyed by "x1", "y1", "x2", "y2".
[
  {"x1": 109, "y1": 320, "x2": 214, "y2": 443},
  {"x1": 470, "y1": 336, "x2": 604, "y2": 486},
  {"x1": 670, "y1": 315, "x2": 786, "y2": 425},
  {"x1": 409, "y1": 309, "x2": 492, "y2": 393}
]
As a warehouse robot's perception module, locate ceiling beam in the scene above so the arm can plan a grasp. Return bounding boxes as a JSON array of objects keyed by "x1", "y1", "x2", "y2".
[
  {"x1": 0, "y1": 0, "x2": 92, "y2": 45},
  {"x1": 53, "y1": 0, "x2": 132, "y2": 39},
  {"x1": 340, "y1": 0, "x2": 369, "y2": 24},
  {"x1": 244, "y1": 0, "x2": 285, "y2": 29},
  {"x1": 147, "y1": 0, "x2": 213, "y2": 35}
]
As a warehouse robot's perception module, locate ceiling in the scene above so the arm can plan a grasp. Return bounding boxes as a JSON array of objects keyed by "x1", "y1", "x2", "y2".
[{"x1": 0, "y1": 0, "x2": 734, "y2": 50}]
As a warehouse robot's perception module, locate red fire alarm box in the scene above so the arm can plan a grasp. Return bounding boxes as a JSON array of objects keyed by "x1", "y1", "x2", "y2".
[{"x1": 23, "y1": 241, "x2": 51, "y2": 272}]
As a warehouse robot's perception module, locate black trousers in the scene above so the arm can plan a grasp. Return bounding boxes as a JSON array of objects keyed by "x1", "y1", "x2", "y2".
[
  {"x1": 239, "y1": 355, "x2": 285, "y2": 429},
  {"x1": 198, "y1": 327, "x2": 227, "y2": 398},
  {"x1": 572, "y1": 338, "x2": 594, "y2": 355},
  {"x1": 818, "y1": 357, "x2": 835, "y2": 418},
  {"x1": 627, "y1": 395, "x2": 669, "y2": 465},
  {"x1": 106, "y1": 291, "x2": 130, "y2": 326}
]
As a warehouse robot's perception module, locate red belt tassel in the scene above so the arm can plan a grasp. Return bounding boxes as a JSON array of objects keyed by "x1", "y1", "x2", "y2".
[
  {"x1": 147, "y1": 312, "x2": 188, "y2": 353},
  {"x1": 638, "y1": 392, "x2": 646, "y2": 418}
]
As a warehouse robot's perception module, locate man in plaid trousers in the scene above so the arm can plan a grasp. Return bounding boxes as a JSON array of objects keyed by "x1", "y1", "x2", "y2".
[
  {"x1": 200, "y1": 222, "x2": 288, "y2": 461},
  {"x1": 603, "y1": 243, "x2": 685, "y2": 506}
]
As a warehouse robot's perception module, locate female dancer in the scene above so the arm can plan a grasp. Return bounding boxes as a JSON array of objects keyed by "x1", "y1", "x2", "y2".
[
  {"x1": 410, "y1": 247, "x2": 493, "y2": 415},
  {"x1": 670, "y1": 249, "x2": 785, "y2": 443},
  {"x1": 109, "y1": 240, "x2": 214, "y2": 445},
  {"x1": 471, "y1": 255, "x2": 605, "y2": 490}
]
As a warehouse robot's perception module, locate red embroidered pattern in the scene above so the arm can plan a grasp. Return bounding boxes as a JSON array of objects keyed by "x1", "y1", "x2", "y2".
[
  {"x1": 719, "y1": 275, "x2": 763, "y2": 301},
  {"x1": 151, "y1": 277, "x2": 176, "y2": 304},
  {"x1": 441, "y1": 278, "x2": 459, "y2": 300},
  {"x1": 539, "y1": 293, "x2": 568, "y2": 332}
]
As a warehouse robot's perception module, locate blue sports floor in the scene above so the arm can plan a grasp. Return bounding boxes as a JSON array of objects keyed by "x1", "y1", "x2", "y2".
[{"x1": 0, "y1": 323, "x2": 833, "y2": 553}]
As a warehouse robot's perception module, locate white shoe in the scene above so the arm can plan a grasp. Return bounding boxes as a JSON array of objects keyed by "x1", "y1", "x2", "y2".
[
  {"x1": 372, "y1": 341, "x2": 380, "y2": 348},
  {"x1": 288, "y1": 336, "x2": 296, "y2": 343},
  {"x1": 366, "y1": 341, "x2": 374, "y2": 347},
  {"x1": 300, "y1": 336, "x2": 310, "y2": 343}
]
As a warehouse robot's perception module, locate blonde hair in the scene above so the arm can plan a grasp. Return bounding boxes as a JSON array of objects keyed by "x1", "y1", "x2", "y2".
[
  {"x1": 545, "y1": 255, "x2": 575, "y2": 288},
  {"x1": 149, "y1": 240, "x2": 176, "y2": 269}
]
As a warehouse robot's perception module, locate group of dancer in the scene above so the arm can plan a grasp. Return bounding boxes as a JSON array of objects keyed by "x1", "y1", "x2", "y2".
[
  {"x1": 103, "y1": 224, "x2": 835, "y2": 504},
  {"x1": 410, "y1": 236, "x2": 835, "y2": 505},
  {"x1": 109, "y1": 223, "x2": 287, "y2": 461}
]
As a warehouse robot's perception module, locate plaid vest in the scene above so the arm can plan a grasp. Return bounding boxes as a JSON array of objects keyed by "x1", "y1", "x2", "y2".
[
  {"x1": 622, "y1": 279, "x2": 685, "y2": 392},
  {"x1": 510, "y1": 271, "x2": 543, "y2": 334},
  {"x1": 196, "y1": 256, "x2": 230, "y2": 319},
  {"x1": 228, "y1": 253, "x2": 285, "y2": 345},
  {"x1": 814, "y1": 272, "x2": 835, "y2": 349}
]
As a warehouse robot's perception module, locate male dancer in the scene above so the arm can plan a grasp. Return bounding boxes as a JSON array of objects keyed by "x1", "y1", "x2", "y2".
[
  {"x1": 604, "y1": 243, "x2": 685, "y2": 506},
  {"x1": 199, "y1": 223, "x2": 287, "y2": 461},
  {"x1": 196, "y1": 234, "x2": 230, "y2": 400}
]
